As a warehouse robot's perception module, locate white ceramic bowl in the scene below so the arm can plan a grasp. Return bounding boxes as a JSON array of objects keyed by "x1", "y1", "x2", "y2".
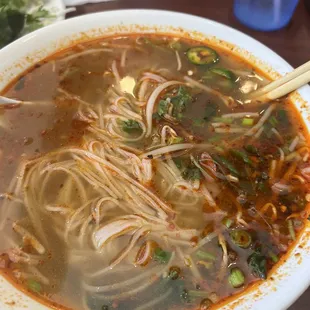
[{"x1": 0, "y1": 9, "x2": 309, "y2": 310}]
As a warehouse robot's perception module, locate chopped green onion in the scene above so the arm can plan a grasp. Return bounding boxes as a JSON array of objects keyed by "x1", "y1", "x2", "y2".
[
  {"x1": 27, "y1": 279, "x2": 42, "y2": 293},
  {"x1": 287, "y1": 219, "x2": 296, "y2": 240},
  {"x1": 188, "y1": 290, "x2": 210, "y2": 298},
  {"x1": 212, "y1": 117, "x2": 234, "y2": 124},
  {"x1": 228, "y1": 268, "x2": 245, "y2": 288},
  {"x1": 269, "y1": 116, "x2": 278, "y2": 127},
  {"x1": 168, "y1": 136, "x2": 184, "y2": 144},
  {"x1": 187, "y1": 46, "x2": 219, "y2": 65},
  {"x1": 242, "y1": 118, "x2": 254, "y2": 126},
  {"x1": 153, "y1": 248, "x2": 171, "y2": 264},
  {"x1": 230, "y1": 230, "x2": 252, "y2": 248},
  {"x1": 269, "y1": 251, "x2": 279, "y2": 263},
  {"x1": 196, "y1": 250, "x2": 216, "y2": 261},
  {"x1": 222, "y1": 217, "x2": 233, "y2": 228}
]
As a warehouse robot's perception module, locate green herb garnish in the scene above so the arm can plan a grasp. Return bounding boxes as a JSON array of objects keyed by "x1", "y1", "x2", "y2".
[
  {"x1": 122, "y1": 120, "x2": 142, "y2": 133},
  {"x1": 153, "y1": 248, "x2": 171, "y2": 264},
  {"x1": 0, "y1": 1, "x2": 52, "y2": 48}
]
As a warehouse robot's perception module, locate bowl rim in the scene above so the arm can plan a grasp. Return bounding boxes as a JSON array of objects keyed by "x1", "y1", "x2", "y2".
[{"x1": 0, "y1": 9, "x2": 309, "y2": 310}]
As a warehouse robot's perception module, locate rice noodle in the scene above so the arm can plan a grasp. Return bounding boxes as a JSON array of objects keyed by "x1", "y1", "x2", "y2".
[
  {"x1": 245, "y1": 104, "x2": 276, "y2": 136},
  {"x1": 12, "y1": 223, "x2": 45, "y2": 254},
  {"x1": 184, "y1": 76, "x2": 235, "y2": 107},
  {"x1": 142, "y1": 143, "x2": 194, "y2": 158},
  {"x1": 289, "y1": 135, "x2": 300, "y2": 152},
  {"x1": 120, "y1": 49, "x2": 128, "y2": 67},
  {"x1": 112, "y1": 60, "x2": 121, "y2": 86},
  {"x1": 175, "y1": 50, "x2": 182, "y2": 71},
  {"x1": 57, "y1": 87, "x2": 93, "y2": 107},
  {"x1": 142, "y1": 72, "x2": 167, "y2": 83},
  {"x1": 271, "y1": 128, "x2": 284, "y2": 144},
  {"x1": 89, "y1": 252, "x2": 175, "y2": 300}
]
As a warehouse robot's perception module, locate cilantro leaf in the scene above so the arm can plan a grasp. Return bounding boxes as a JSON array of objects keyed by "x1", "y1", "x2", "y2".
[{"x1": 122, "y1": 119, "x2": 142, "y2": 133}]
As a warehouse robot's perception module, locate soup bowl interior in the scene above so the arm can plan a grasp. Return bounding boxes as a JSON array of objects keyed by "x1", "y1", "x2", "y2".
[{"x1": 0, "y1": 9, "x2": 309, "y2": 310}]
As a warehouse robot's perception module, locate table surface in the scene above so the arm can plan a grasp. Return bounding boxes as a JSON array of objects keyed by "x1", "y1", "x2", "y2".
[{"x1": 68, "y1": 1, "x2": 310, "y2": 309}]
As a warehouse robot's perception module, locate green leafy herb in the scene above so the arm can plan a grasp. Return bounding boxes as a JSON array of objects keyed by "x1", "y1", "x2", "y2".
[
  {"x1": 212, "y1": 154, "x2": 239, "y2": 176},
  {"x1": 204, "y1": 102, "x2": 218, "y2": 121},
  {"x1": 0, "y1": 1, "x2": 52, "y2": 48},
  {"x1": 157, "y1": 99, "x2": 170, "y2": 117},
  {"x1": 278, "y1": 109, "x2": 290, "y2": 125},
  {"x1": 122, "y1": 120, "x2": 142, "y2": 133},
  {"x1": 248, "y1": 248, "x2": 267, "y2": 279},
  {"x1": 173, "y1": 158, "x2": 183, "y2": 169},
  {"x1": 170, "y1": 86, "x2": 192, "y2": 120},
  {"x1": 245, "y1": 145, "x2": 259, "y2": 156},
  {"x1": 27, "y1": 279, "x2": 42, "y2": 293},
  {"x1": 156, "y1": 86, "x2": 192, "y2": 121},
  {"x1": 230, "y1": 149, "x2": 253, "y2": 167},
  {"x1": 182, "y1": 166, "x2": 202, "y2": 181},
  {"x1": 153, "y1": 248, "x2": 171, "y2": 264}
]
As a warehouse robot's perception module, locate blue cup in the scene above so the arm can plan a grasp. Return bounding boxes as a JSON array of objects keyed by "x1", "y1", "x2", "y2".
[{"x1": 234, "y1": 0, "x2": 299, "y2": 31}]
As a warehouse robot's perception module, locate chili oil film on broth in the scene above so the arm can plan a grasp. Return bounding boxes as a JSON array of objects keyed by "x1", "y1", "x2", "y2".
[{"x1": 0, "y1": 34, "x2": 309, "y2": 310}]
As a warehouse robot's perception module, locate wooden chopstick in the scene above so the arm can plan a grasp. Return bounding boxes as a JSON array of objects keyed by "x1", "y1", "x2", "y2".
[
  {"x1": 248, "y1": 60, "x2": 310, "y2": 101},
  {"x1": 259, "y1": 70, "x2": 310, "y2": 101},
  {"x1": 0, "y1": 96, "x2": 22, "y2": 105}
]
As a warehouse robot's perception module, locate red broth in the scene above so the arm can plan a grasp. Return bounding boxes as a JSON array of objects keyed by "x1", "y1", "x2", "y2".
[{"x1": 0, "y1": 35, "x2": 309, "y2": 310}]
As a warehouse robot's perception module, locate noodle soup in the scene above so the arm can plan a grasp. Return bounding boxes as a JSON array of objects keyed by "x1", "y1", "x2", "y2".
[{"x1": 0, "y1": 35, "x2": 309, "y2": 310}]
